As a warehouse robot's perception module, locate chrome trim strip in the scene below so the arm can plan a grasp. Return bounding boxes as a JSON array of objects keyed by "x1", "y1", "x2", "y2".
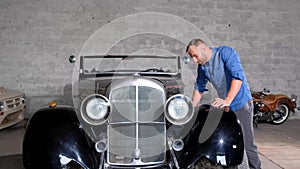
[
  {"x1": 109, "y1": 121, "x2": 165, "y2": 125},
  {"x1": 104, "y1": 161, "x2": 166, "y2": 169},
  {"x1": 135, "y1": 84, "x2": 139, "y2": 150}
]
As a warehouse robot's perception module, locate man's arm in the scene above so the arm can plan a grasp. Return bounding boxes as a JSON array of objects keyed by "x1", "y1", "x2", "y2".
[
  {"x1": 212, "y1": 79, "x2": 242, "y2": 108},
  {"x1": 192, "y1": 89, "x2": 203, "y2": 106},
  {"x1": 225, "y1": 79, "x2": 242, "y2": 105}
]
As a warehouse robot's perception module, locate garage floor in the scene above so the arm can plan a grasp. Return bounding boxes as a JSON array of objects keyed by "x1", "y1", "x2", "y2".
[
  {"x1": 0, "y1": 121, "x2": 25, "y2": 168},
  {"x1": 0, "y1": 154, "x2": 24, "y2": 169}
]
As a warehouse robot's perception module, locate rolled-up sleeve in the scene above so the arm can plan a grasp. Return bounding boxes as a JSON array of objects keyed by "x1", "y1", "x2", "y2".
[{"x1": 195, "y1": 65, "x2": 209, "y2": 93}]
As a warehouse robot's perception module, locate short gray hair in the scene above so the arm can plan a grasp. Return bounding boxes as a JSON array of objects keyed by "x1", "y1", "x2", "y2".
[{"x1": 186, "y1": 39, "x2": 207, "y2": 52}]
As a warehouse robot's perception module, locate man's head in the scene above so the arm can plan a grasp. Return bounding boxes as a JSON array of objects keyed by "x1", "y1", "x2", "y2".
[{"x1": 186, "y1": 39, "x2": 212, "y2": 65}]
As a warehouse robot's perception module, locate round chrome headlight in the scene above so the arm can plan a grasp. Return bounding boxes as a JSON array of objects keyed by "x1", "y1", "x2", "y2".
[
  {"x1": 80, "y1": 94, "x2": 111, "y2": 125},
  {"x1": 165, "y1": 94, "x2": 194, "y2": 125}
]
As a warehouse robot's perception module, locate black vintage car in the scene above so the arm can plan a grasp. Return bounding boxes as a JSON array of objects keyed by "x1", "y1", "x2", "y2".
[{"x1": 22, "y1": 55, "x2": 245, "y2": 169}]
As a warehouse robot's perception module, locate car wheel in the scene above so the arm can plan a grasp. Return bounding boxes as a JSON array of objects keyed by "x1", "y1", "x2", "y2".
[
  {"x1": 272, "y1": 104, "x2": 290, "y2": 125},
  {"x1": 62, "y1": 161, "x2": 84, "y2": 169},
  {"x1": 192, "y1": 158, "x2": 237, "y2": 169},
  {"x1": 191, "y1": 150, "x2": 248, "y2": 169}
]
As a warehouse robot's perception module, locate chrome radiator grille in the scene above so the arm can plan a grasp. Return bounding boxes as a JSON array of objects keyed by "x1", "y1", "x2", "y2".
[{"x1": 108, "y1": 84, "x2": 166, "y2": 166}]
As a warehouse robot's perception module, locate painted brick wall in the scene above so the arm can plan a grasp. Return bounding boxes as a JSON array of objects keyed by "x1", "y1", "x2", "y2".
[{"x1": 0, "y1": 0, "x2": 299, "y2": 117}]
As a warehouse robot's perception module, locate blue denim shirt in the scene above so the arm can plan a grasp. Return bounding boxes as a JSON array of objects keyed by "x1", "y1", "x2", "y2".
[{"x1": 194, "y1": 46, "x2": 252, "y2": 111}]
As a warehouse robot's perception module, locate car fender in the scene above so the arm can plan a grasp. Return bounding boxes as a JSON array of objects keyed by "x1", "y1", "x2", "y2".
[
  {"x1": 22, "y1": 106, "x2": 99, "y2": 169},
  {"x1": 177, "y1": 105, "x2": 244, "y2": 168}
]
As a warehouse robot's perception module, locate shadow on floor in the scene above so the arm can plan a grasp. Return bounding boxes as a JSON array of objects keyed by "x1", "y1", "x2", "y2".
[{"x1": 0, "y1": 154, "x2": 24, "y2": 169}]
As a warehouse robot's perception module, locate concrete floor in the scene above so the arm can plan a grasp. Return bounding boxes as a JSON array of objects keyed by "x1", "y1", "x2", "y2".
[
  {"x1": 254, "y1": 120, "x2": 300, "y2": 169},
  {"x1": 1, "y1": 119, "x2": 300, "y2": 168},
  {"x1": 0, "y1": 121, "x2": 25, "y2": 168}
]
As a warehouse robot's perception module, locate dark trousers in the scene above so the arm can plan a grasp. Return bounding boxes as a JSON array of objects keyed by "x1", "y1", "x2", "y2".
[{"x1": 235, "y1": 100, "x2": 261, "y2": 169}]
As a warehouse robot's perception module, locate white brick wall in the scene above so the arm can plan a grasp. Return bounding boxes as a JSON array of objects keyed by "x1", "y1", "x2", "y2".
[{"x1": 0, "y1": 0, "x2": 299, "y2": 117}]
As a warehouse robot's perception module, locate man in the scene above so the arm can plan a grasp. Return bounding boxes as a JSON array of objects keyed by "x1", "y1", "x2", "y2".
[{"x1": 186, "y1": 39, "x2": 261, "y2": 169}]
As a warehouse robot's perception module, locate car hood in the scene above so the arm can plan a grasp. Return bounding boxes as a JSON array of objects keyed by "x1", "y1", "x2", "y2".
[{"x1": 0, "y1": 87, "x2": 24, "y2": 100}]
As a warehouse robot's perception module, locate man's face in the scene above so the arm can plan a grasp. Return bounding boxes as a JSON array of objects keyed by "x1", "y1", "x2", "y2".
[{"x1": 187, "y1": 45, "x2": 208, "y2": 65}]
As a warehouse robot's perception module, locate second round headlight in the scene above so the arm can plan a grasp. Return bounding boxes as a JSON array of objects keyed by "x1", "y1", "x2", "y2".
[
  {"x1": 167, "y1": 98, "x2": 189, "y2": 120},
  {"x1": 165, "y1": 94, "x2": 194, "y2": 125}
]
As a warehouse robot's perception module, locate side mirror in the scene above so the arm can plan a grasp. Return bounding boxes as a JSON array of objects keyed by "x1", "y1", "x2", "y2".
[
  {"x1": 69, "y1": 55, "x2": 76, "y2": 63},
  {"x1": 183, "y1": 55, "x2": 191, "y2": 64}
]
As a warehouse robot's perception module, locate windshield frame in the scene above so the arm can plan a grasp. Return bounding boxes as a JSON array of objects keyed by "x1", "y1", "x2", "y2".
[{"x1": 79, "y1": 55, "x2": 181, "y2": 78}]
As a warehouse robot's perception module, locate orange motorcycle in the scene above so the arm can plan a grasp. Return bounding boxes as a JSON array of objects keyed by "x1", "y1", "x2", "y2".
[{"x1": 251, "y1": 88, "x2": 298, "y2": 127}]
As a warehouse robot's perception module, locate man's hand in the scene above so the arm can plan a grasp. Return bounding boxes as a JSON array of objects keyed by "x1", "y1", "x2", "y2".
[
  {"x1": 211, "y1": 80, "x2": 242, "y2": 112},
  {"x1": 212, "y1": 98, "x2": 230, "y2": 112},
  {"x1": 212, "y1": 98, "x2": 230, "y2": 109}
]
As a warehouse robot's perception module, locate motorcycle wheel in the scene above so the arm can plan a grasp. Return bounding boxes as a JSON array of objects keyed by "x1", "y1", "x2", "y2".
[{"x1": 272, "y1": 104, "x2": 290, "y2": 125}]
